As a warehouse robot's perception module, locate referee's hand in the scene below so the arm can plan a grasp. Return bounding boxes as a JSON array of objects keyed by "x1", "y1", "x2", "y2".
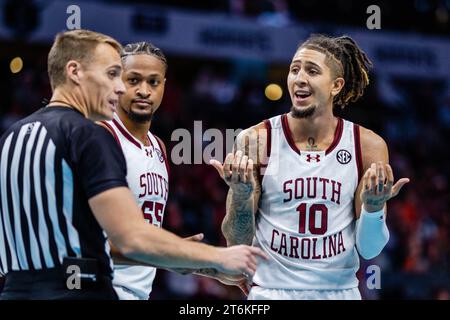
[{"x1": 214, "y1": 245, "x2": 267, "y2": 278}]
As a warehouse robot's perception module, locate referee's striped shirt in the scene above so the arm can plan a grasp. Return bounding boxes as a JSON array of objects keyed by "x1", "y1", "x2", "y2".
[{"x1": 0, "y1": 106, "x2": 128, "y2": 277}]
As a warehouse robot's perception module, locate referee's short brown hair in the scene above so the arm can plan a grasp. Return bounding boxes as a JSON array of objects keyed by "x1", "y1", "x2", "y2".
[{"x1": 47, "y1": 29, "x2": 122, "y2": 90}]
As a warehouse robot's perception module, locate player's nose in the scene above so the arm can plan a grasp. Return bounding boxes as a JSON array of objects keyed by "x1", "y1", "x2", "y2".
[
  {"x1": 294, "y1": 70, "x2": 308, "y2": 85},
  {"x1": 137, "y1": 83, "x2": 151, "y2": 98}
]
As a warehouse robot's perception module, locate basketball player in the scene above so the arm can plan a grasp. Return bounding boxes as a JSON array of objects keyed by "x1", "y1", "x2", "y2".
[
  {"x1": 99, "y1": 42, "x2": 248, "y2": 300},
  {"x1": 210, "y1": 34, "x2": 410, "y2": 300}
]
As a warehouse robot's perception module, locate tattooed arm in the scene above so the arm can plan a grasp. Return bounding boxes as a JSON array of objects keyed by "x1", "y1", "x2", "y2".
[
  {"x1": 210, "y1": 123, "x2": 267, "y2": 246},
  {"x1": 221, "y1": 169, "x2": 261, "y2": 245}
]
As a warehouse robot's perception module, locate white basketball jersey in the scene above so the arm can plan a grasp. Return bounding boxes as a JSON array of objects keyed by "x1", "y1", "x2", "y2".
[
  {"x1": 103, "y1": 113, "x2": 169, "y2": 300},
  {"x1": 253, "y1": 114, "x2": 363, "y2": 290}
]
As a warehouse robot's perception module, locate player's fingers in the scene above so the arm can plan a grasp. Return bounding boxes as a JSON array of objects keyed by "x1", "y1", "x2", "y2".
[
  {"x1": 209, "y1": 159, "x2": 224, "y2": 178},
  {"x1": 369, "y1": 163, "x2": 377, "y2": 193},
  {"x1": 377, "y1": 161, "x2": 385, "y2": 194},
  {"x1": 362, "y1": 168, "x2": 370, "y2": 191},
  {"x1": 235, "y1": 133, "x2": 246, "y2": 153},
  {"x1": 244, "y1": 134, "x2": 250, "y2": 157},
  {"x1": 385, "y1": 164, "x2": 394, "y2": 195},
  {"x1": 360, "y1": 170, "x2": 371, "y2": 202},
  {"x1": 223, "y1": 153, "x2": 234, "y2": 180},
  {"x1": 240, "y1": 155, "x2": 248, "y2": 183},
  {"x1": 247, "y1": 159, "x2": 254, "y2": 183},
  {"x1": 232, "y1": 150, "x2": 243, "y2": 182},
  {"x1": 248, "y1": 130, "x2": 258, "y2": 160},
  {"x1": 391, "y1": 178, "x2": 410, "y2": 198}
]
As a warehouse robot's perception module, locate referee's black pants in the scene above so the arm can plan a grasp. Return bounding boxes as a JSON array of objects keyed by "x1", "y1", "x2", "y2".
[{"x1": 0, "y1": 268, "x2": 118, "y2": 300}]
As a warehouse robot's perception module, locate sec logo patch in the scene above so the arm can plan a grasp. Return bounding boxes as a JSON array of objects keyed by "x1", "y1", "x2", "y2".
[{"x1": 336, "y1": 149, "x2": 351, "y2": 164}]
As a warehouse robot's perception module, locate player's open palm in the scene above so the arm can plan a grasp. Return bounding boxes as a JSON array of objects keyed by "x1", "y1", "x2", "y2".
[
  {"x1": 360, "y1": 162, "x2": 410, "y2": 212},
  {"x1": 210, "y1": 150, "x2": 256, "y2": 200}
]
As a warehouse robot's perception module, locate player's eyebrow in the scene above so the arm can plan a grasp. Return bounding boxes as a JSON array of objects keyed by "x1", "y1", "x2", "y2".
[
  {"x1": 126, "y1": 71, "x2": 162, "y2": 77},
  {"x1": 290, "y1": 60, "x2": 322, "y2": 69},
  {"x1": 126, "y1": 71, "x2": 142, "y2": 77}
]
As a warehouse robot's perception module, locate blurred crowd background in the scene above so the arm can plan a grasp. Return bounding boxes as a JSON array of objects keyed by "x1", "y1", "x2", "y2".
[{"x1": 0, "y1": 0, "x2": 449, "y2": 299}]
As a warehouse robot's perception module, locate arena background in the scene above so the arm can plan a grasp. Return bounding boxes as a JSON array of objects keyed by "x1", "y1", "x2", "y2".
[{"x1": 0, "y1": 0, "x2": 449, "y2": 300}]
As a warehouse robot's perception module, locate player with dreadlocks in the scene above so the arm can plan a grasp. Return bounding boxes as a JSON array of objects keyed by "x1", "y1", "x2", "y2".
[{"x1": 210, "y1": 34, "x2": 410, "y2": 299}]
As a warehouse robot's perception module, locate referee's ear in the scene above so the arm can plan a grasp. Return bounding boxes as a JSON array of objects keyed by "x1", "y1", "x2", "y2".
[{"x1": 66, "y1": 60, "x2": 83, "y2": 85}]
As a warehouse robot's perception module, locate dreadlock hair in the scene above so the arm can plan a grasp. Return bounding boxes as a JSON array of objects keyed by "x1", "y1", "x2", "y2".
[
  {"x1": 121, "y1": 41, "x2": 168, "y2": 71},
  {"x1": 298, "y1": 34, "x2": 373, "y2": 108}
]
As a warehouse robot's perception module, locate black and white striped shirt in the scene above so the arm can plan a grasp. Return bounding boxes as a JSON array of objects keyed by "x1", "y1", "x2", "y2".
[{"x1": 0, "y1": 106, "x2": 128, "y2": 277}]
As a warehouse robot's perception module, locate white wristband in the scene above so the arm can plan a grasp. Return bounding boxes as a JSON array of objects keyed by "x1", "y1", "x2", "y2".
[
  {"x1": 356, "y1": 205, "x2": 389, "y2": 260},
  {"x1": 361, "y1": 206, "x2": 385, "y2": 220}
]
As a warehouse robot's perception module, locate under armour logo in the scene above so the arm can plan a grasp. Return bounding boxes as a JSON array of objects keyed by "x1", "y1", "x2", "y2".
[
  {"x1": 155, "y1": 149, "x2": 164, "y2": 163},
  {"x1": 306, "y1": 154, "x2": 321, "y2": 162},
  {"x1": 145, "y1": 148, "x2": 153, "y2": 157}
]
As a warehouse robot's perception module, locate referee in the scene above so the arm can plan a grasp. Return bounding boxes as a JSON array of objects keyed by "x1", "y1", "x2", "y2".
[{"x1": 0, "y1": 29, "x2": 266, "y2": 300}]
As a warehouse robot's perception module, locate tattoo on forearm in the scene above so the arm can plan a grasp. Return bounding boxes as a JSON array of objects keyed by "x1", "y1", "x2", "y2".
[
  {"x1": 222, "y1": 170, "x2": 260, "y2": 246},
  {"x1": 365, "y1": 199, "x2": 386, "y2": 207},
  {"x1": 223, "y1": 193, "x2": 254, "y2": 245}
]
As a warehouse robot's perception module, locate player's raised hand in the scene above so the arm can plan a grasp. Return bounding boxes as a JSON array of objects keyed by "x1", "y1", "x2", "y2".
[
  {"x1": 360, "y1": 162, "x2": 410, "y2": 212},
  {"x1": 215, "y1": 245, "x2": 267, "y2": 278},
  {"x1": 209, "y1": 150, "x2": 256, "y2": 199}
]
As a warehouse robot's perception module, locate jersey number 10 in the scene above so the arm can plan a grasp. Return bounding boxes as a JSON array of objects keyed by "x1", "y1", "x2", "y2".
[{"x1": 296, "y1": 203, "x2": 328, "y2": 235}]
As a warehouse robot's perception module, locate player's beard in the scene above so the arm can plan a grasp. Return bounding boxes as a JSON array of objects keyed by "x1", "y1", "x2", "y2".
[
  {"x1": 290, "y1": 105, "x2": 316, "y2": 118},
  {"x1": 125, "y1": 106, "x2": 154, "y2": 123}
]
